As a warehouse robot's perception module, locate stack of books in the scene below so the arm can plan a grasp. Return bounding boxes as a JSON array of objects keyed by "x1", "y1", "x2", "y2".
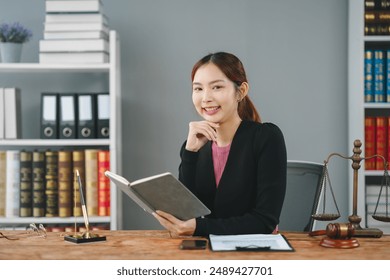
[{"x1": 39, "y1": 0, "x2": 110, "y2": 64}]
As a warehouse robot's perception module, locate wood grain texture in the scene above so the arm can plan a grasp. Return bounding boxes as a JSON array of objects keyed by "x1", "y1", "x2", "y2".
[{"x1": 0, "y1": 230, "x2": 389, "y2": 260}]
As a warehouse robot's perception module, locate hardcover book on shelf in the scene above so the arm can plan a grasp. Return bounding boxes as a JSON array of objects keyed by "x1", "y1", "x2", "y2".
[
  {"x1": 98, "y1": 150, "x2": 110, "y2": 216},
  {"x1": 58, "y1": 150, "x2": 73, "y2": 217},
  {"x1": 73, "y1": 150, "x2": 85, "y2": 217},
  {"x1": 105, "y1": 171, "x2": 211, "y2": 220},
  {"x1": 19, "y1": 151, "x2": 33, "y2": 217},
  {"x1": 32, "y1": 151, "x2": 46, "y2": 217},
  {"x1": 365, "y1": 49, "x2": 374, "y2": 102},
  {"x1": 43, "y1": 30, "x2": 109, "y2": 40},
  {"x1": 44, "y1": 22, "x2": 109, "y2": 33},
  {"x1": 45, "y1": 0, "x2": 103, "y2": 13},
  {"x1": 0, "y1": 151, "x2": 6, "y2": 216},
  {"x1": 365, "y1": 116, "x2": 376, "y2": 170},
  {"x1": 374, "y1": 50, "x2": 385, "y2": 102},
  {"x1": 387, "y1": 50, "x2": 390, "y2": 102},
  {"x1": 39, "y1": 51, "x2": 109, "y2": 64},
  {"x1": 375, "y1": 116, "x2": 387, "y2": 170},
  {"x1": 45, "y1": 151, "x2": 59, "y2": 217},
  {"x1": 45, "y1": 13, "x2": 108, "y2": 24},
  {"x1": 85, "y1": 149, "x2": 99, "y2": 216},
  {"x1": 39, "y1": 38, "x2": 109, "y2": 52}
]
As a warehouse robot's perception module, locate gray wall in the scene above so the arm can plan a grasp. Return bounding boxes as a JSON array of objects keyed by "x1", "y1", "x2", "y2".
[{"x1": 0, "y1": 0, "x2": 349, "y2": 230}]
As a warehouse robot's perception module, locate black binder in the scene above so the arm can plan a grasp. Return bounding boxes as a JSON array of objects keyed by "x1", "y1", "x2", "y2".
[
  {"x1": 40, "y1": 93, "x2": 59, "y2": 139},
  {"x1": 77, "y1": 93, "x2": 97, "y2": 139},
  {"x1": 97, "y1": 93, "x2": 109, "y2": 138},
  {"x1": 59, "y1": 93, "x2": 77, "y2": 139}
]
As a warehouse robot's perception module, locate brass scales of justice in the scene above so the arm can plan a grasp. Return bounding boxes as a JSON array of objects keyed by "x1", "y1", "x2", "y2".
[{"x1": 312, "y1": 139, "x2": 390, "y2": 238}]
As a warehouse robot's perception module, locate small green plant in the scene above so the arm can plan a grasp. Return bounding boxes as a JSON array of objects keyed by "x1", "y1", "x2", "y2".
[{"x1": 0, "y1": 22, "x2": 32, "y2": 43}]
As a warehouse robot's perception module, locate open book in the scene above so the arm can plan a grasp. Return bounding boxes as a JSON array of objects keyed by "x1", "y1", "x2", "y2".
[{"x1": 105, "y1": 171, "x2": 211, "y2": 220}]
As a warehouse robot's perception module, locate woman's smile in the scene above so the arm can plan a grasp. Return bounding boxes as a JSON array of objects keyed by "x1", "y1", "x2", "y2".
[{"x1": 203, "y1": 106, "x2": 221, "y2": 115}]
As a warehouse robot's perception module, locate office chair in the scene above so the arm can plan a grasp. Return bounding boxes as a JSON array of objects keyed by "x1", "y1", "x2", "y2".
[{"x1": 278, "y1": 160, "x2": 324, "y2": 232}]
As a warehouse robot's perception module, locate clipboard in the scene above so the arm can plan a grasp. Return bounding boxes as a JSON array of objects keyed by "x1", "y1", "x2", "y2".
[{"x1": 209, "y1": 233, "x2": 294, "y2": 252}]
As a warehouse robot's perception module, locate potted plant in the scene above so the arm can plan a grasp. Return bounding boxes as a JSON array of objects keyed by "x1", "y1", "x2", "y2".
[{"x1": 0, "y1": 22, "x2": 32, "y2": 63}]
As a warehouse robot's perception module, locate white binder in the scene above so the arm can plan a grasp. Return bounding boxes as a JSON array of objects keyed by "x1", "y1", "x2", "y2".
[
  {"x1": 4, "y1": 87, "x2": 21, "y2": 139},
  {"x1": 0, "y1": 88, "x2": 4, "y2": 139}
]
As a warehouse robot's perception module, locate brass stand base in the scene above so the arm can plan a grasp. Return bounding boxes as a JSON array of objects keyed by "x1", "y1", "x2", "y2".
[{"x1": 64, "y1": 235, "x2": 107, "y2": 244}]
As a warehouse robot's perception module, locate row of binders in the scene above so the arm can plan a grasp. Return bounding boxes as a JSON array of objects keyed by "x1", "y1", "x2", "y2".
[
  {"x1": 0, "y1": 88, "x2": 21, "y2": 139},
  {"x1": 41, "y1": 92, "x2": 110, "y2": 139}
]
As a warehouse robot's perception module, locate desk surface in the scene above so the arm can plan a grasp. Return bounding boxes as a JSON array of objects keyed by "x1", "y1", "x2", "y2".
[{"x1": 0, "y1": 230, "x2": 389, "y2": 260}]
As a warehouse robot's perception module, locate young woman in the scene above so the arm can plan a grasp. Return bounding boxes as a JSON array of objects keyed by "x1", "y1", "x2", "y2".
[{"x1": 153, "y1": 52, "x2": 287, "y2": 236}]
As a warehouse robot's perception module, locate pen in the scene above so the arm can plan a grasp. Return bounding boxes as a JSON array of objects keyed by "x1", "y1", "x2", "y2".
[{"x1": 76, "y1": 169, "x2": 91, "y2": 238}]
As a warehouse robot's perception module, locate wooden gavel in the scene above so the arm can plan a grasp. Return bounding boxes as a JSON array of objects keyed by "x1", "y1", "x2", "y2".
[{"x1": 310, "y1": 223, "x2": 355, "y2": 239}]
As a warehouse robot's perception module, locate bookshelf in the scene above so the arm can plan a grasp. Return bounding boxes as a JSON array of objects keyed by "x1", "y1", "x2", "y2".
[
  {"x1": 348, "y1": 0, "x2": 390, "y2": 234},
  {"x1": 0, "y1": 30, "x2": 122, "y2": 230}
]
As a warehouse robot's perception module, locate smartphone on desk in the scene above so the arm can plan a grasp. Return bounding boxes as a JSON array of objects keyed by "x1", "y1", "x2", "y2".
[{"x1": 180, "y1": 239, "x2": 208, "y2": 250}]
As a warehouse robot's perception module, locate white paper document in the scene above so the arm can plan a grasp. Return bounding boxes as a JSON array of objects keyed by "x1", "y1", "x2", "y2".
[{"x1": 209, "y1": 233, "x2": 294, "y2": 251}]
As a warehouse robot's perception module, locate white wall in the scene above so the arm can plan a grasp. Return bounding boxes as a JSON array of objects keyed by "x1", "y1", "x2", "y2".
[{"x1": 0, "y1": 0, "x2": 350, "y2": 230}]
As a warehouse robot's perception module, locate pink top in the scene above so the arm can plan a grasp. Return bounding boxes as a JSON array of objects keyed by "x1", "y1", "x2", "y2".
[
  {"x1": 212, "y1": 141, "x2": 279, "y2": 234},
  {"x1": 212, "y1": 141, "x2": 231, "y2": 187}
]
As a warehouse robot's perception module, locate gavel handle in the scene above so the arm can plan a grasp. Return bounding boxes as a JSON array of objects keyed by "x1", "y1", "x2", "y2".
[{"x1": 308, "y1": 230, "x2": 326, "y2": 236}]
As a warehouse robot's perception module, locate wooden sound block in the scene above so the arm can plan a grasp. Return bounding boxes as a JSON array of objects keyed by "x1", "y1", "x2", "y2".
[{"x1": 320, "y1": 237, "x2": 360, "y2": 249}]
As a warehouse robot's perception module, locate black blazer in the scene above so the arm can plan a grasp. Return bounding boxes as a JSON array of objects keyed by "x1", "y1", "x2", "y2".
[{"x1": 179, "y1": 120, "x2": 287, "y2": 236}]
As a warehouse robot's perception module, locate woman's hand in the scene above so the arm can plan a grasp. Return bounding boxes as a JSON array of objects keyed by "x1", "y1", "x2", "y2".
[
  {"x1": 153, "y1": 210, "x2": 196, "y2": 236},
  {"x1": 185, "y1": 121, "x2": 219, "y2": 152}
]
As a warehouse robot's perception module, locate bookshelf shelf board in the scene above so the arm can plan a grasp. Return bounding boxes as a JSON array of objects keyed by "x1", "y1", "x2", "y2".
[
  {"x1": 364, "y1": 36, "x2": 390, "y2": 42},
  {"x1": 0, "y1": 216, "x2": 110, "y2": 225},
  {"x1": 0, "y1": 63, "x2": 109, "y2": 73},
  {"x1": 364, "y1": 170, "x2": 387, "y2": 177},
  {"x1": 364, "y1": 103, "x2": 390, "y2": 109},
  {"x1": 0, "y1": 139, "x2": 110, "y2": 146}
]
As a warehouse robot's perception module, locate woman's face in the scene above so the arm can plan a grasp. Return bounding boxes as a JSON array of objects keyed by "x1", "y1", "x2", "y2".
[{"x1": 192, "y1": 63, "x2": 240, "y2": 125}]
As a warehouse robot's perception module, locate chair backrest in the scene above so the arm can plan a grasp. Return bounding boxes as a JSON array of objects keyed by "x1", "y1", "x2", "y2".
[{"x1": 278, "y1": 160, "x2": 324, "y2": 232}]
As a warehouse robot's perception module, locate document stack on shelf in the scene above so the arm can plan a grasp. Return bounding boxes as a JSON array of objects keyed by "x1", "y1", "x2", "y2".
[{"x1": 39, "y1": 0, "x2": 110, "y2": 64}]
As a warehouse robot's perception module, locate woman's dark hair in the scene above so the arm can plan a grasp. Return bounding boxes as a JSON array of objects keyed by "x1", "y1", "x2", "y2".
[{"x1": 191, "y1": 52, "x2": 261, "y2": 123}]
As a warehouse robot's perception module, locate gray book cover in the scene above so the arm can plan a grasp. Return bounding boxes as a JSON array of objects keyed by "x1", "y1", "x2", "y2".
[{"x1": 105, "y1": 171, "x2": 211, "y2": 220}]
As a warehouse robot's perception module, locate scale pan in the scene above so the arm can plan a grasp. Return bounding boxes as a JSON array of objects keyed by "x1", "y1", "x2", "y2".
[
  {"x1": 311, "y1": 214, "x2": 340, "y2": 221},
  {"x1": 372, "y1": 215, "x2": 390, "y2": 222}
]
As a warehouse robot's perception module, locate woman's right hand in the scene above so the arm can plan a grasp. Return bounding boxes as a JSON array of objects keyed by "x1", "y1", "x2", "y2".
[{"x1": 185, "y1": 121, "x2": 219, "y2": 152}]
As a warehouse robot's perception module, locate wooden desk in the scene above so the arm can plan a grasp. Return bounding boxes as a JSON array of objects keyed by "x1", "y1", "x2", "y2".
[{"x1": 0, "y1": 230, "x2": 389, "y2": 260}]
